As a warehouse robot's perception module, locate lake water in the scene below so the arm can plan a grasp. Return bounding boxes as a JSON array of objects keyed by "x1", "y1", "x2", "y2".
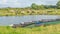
[{"x1": 0, "y1": 15, "x2": 60, "y2": 26}]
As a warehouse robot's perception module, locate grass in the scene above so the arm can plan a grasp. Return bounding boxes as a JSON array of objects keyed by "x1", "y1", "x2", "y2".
[
  {"x1": 0, "y1": 23, "x2": 60, "y2": 34},
  {"x1": 0, "y1": 8, "x2": 60, "y2": 16}
]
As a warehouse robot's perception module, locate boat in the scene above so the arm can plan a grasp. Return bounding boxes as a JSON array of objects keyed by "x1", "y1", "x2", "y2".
[{"x1": 9, "y1": 18, "x2": 60, "y2": 28}]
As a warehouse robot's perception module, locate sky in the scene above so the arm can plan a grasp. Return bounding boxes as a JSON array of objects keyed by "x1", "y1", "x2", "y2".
[{"x1": 0, "y1": 0, "x2": 58, "y2": 8}]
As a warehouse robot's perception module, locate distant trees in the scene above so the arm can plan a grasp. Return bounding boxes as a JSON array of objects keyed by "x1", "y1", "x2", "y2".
[
  {"x1": 31, "y1": 3, "x2": 38, "y2": 10},
  {"x1": 44, "y1": 5, "x2": 57, "y2": 9},
  {"x1": 38, "y1": 5, "x2": 45, "y2": 9},
  {"x1": 31, "y1": 3, "x2": 45, "y2": 10},
  {"x1": 31, "y1": 1, "x2": 60, "y2": 10},
  {"x1": 56, "y1": 1, "x2": 60, "y2": 9},
  {"x1": 31, "y1": 3, "x2": 57, "y2": 10}
]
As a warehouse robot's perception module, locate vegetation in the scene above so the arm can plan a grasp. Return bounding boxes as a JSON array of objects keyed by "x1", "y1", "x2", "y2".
[
  {"x1": 56, "y1": 1, "x2": 60, "y2": 9},
  {"x1": 0, "y1": 24, "x2": 60, "y2": 34},
  {"x1": 0, "y1": 1, "x2": 60, "y2": 16},
  {"x1": 0, "y1": 8, "x2": 60, "y2": 16}
]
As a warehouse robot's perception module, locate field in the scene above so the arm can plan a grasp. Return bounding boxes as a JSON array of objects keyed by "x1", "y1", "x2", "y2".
[
  {"x1": 0, "y1": 8, "x2": 60, "y2": 16},
  {"x1": 0, "y1": 23, "x2": 60, "y2": 34}
]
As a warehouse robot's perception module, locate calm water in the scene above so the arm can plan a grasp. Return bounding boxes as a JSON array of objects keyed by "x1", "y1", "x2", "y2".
[{"x1": 0, "y1": 15, "x2": 60, "y2": 26}]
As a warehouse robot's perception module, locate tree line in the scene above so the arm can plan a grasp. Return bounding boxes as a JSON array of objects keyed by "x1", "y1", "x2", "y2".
[{"x1": 31, "y1": 1, "x2": 60, "y2": 10}]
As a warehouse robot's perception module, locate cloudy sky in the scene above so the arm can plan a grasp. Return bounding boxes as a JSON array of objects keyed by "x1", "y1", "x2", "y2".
[{"x1": 0, "y1": 0, "x2": 58, "y2": 8}]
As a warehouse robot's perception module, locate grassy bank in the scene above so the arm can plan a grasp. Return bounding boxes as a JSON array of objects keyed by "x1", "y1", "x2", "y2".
[
  {"x1": 0, "y1": 8, "x2": 60, "y2": 16},
  {"x1": 0, "y1": 24, "x2": 60, "y2": 34}
]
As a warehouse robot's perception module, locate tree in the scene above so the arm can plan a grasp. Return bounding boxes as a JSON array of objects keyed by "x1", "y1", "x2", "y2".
[
  {"x1": 44, "y1": 5, "x2": 57, "y2": 9},
  {"x1": 31, "y1": 3, "x2": 38, "y2": 10},
  {"x1": 56, "y1": 1, "x2": 60, "y2": 9},
  {"x1": 38, "y1": 5, "x2": 45, "y2": 9},
  {"x1": 31, "y1": 3, "x2": 45, "y2": 10}
]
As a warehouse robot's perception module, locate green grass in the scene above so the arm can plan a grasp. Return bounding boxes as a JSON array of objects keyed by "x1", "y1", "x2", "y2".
[{"x1": 0, "y1": 22, "x2": 60, "y2": 34}]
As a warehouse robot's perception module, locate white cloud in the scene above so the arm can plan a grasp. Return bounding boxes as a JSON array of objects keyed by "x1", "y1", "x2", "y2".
[
  {"x1": 2, "y1": 0, "x2": 7, "y2": 3},
  {"x1": 0, "y1": 0, "x2": 7, "y2": 4},
  {"x1": 7, "y1": 0, "x2": 18, "y2": 2}
]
